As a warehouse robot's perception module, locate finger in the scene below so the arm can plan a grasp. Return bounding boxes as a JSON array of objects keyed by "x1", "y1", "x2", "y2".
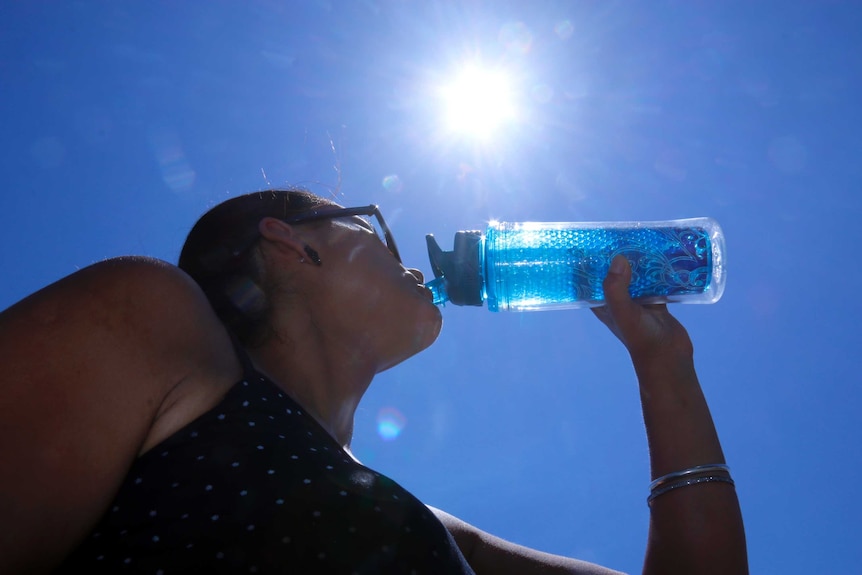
[{"x1": 602, "y1": 255, "x2": 641, "y2": 337}]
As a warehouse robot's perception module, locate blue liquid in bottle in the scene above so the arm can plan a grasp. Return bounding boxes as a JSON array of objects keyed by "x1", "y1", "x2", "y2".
[{"x1": 425, "y1": 218, "x2": 726, "y2": 312}]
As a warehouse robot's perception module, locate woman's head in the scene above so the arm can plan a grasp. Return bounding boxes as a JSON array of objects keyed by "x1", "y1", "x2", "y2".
[
  {"x1": 179, "y1": 189, "x2": 333, "y2": 345},
  {"x1": 179, "y1": 189, "x2": 441, "y2": 364}
]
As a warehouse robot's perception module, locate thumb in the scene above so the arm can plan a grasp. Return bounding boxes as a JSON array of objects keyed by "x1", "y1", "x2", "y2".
[
  {"x1": 603, "y1": 255, "x2": 632, "y2": 302},
  {"x1": 602, "y1": 255, "x2": 639, "y2": 331}
]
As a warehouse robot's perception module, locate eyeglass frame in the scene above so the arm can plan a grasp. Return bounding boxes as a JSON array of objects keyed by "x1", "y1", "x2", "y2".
[{"x1": 280, "y1": 204, "x2": 402, "y2": 264}]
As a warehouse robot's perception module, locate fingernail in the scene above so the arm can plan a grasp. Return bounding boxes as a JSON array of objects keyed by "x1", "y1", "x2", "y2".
[{"x1": 609, "y1": 256, "x2": 626, "y2": 275}]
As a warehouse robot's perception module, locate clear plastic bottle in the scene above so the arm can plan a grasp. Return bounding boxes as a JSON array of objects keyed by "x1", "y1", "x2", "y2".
[{"x1": 425, "y1": 217, "x2": 726, "y2": 312}]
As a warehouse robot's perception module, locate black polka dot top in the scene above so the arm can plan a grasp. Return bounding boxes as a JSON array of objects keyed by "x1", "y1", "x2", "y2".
[{"x1": 56, "y1": 350, "x2": 476, "y2": 574}]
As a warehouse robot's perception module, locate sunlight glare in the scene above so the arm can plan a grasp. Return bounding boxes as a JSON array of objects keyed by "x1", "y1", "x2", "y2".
[{"x1": 439, "y1": 64, "x2": 517, "y2": 140}]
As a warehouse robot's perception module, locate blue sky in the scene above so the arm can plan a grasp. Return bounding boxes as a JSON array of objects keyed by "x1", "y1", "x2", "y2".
[{"x1": 2, "y1": 1, "x2": 861, "y2": 573}]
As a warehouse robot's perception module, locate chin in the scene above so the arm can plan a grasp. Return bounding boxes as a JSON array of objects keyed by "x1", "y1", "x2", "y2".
[
  {"x1": 378, "y1": 303, "x2": 442, "y2": 372},
  {"x1": 416, "y1": 303, "x2": 443, "y2": 350},
  {"x1": 407, "y1": 302, "x2": 444, "y2": 356}
]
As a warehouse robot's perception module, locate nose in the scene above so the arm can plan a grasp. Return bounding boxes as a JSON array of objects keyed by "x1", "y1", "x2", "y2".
[{"x1": 407, "y1": 268, "x2": 425, "y2": 284}]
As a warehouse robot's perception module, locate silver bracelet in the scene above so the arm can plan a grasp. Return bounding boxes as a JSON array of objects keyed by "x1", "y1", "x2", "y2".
[
  {"x1": 647, "y1": 474, "x2": 736, "y2": 506},
  {"x1": 648, "y1": 463, "x2": 730, "y2": 492}
]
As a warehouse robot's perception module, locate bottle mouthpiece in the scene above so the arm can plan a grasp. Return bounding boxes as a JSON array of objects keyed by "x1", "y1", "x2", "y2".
[{"x1": 424, "y1": 231, "x2": 484, "y2": 307}]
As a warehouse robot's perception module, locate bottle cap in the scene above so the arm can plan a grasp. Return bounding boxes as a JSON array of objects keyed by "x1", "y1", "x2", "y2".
[{"x1": 425, "y1": 231, "x2": 484, "y2": 306}]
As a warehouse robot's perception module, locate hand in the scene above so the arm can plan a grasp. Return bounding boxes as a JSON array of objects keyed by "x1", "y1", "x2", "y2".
[
  {"x1": 594, "y1": 257, "x2": 748, "y2": 575},
  {"x1": 592, "y1": 255, "x2": 694, "y2": 365}
]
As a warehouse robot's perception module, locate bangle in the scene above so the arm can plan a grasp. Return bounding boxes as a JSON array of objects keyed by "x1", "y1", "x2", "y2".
[
  {"x1": 647, "y1": 475, "x2": 735, "y2": 506},
  {"x1": 648, "y1": 464, "x2": 730, "y2": 492}
]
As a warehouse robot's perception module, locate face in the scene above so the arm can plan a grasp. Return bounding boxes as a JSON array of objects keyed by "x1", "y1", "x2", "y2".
[{"x1": 302, "y1": 209, "x2": 443, "y2": 372}]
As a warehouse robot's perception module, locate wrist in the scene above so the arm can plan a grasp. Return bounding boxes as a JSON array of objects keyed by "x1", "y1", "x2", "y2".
[
  {"x1": 625, "y1": 326, "x2": 694, "y2": 367},
  {"x1": 631, "y1": 348, "x2": 695, "y2": 381}
]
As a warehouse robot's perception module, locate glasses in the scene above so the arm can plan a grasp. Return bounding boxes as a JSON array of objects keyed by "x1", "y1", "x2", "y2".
[{"x1": 282, "y1": 204, "x2": 402, "y2": 264}]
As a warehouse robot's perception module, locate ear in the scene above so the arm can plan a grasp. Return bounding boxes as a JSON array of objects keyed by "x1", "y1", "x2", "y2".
[{"x1": 258, "y1": 217, "x2": 308, "y2": 260}]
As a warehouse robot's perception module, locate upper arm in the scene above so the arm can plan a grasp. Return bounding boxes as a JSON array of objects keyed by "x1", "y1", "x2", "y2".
[
  {"x1": 429, "y1": 506, "x2": 627, "y2": 575},
  {"x1": 0, "y1": 257, "x2": 230, "y2": 573}
]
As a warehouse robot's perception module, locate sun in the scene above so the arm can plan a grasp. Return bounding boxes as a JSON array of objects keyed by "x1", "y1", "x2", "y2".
[{"x1": 439, "y1": 64, "x2": 518, "y2": 140}]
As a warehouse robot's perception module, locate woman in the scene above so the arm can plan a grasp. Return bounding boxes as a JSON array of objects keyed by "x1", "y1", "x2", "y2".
[{"x1": 0, "y1": 189, "x2": 747, "y2": 573}]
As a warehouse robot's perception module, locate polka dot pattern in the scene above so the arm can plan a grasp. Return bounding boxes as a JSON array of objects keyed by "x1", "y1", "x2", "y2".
[{"x1": 56, "y1": 372, "x2": 474, "y2": 574}]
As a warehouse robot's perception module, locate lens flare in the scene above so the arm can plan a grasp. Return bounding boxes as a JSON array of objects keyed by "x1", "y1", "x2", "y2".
[
  {"x1": 148, "y1": 126, "x2": 196, "y2": 193},
  {"x1": 554, "y1": 20, "x2": 574, "y2": 40},
  {"x1": 499, "y1": 21, "x2": 533, "y2": 54},
  {"x1": 376, "y1": 407, "x2": 407, "y2": 441},
  {"x1": 382, "y1": 174, "x2": 403, "y2": 193}
]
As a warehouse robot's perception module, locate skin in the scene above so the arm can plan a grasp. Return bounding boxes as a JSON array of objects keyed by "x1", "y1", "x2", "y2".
[
  {"x1": 0, "y1": 211, "x2": 747, "y2": 574},
  {"x1": 592, "y1": 257, "x2": 748, "y2": 574},
  {"x1": 247, "y1": 212, "x2": 444, "y2": 448}
]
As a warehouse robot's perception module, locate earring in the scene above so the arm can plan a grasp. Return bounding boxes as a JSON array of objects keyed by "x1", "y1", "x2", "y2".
[{"x1": 303, "y1": 245, "x2": 322, "y2": 266}]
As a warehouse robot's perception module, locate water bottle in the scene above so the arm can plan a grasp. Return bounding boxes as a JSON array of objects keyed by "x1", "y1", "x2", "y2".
[{"x1": 425, "y1": 218, "x2": 726, "y2": 312}]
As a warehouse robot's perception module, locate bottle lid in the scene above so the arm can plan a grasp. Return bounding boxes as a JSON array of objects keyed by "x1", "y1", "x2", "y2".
[{"x1": 425, "y1": 231, "x2": 484, "y2": 306}]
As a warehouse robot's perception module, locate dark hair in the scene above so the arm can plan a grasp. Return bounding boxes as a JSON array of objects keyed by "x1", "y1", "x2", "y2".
[{"x1": 179, "y1": 189, "x2": 333, "y2": 345}]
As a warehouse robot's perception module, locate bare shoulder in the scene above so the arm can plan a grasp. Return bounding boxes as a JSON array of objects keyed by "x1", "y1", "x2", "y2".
[
  {"x1": 429, "y1": 506, "x2": 626, "y2": 575},
  {"x1": 0, "y1": 256, "x2": 236, "y2": 573},
  {"x1": 5, "y1": 255, "x2": 213, "y2": 317},
  {"x1": 1, "y1": 255, "x2": 231, "y2": 376},
  {"x1": 3, "y1": 256, "x2": 210, "y2": 328}
]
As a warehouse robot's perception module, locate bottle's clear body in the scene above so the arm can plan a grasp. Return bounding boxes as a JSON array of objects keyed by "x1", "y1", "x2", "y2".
[{"x1": 482, "y1": 218, "x2": 725, "y2": 312}]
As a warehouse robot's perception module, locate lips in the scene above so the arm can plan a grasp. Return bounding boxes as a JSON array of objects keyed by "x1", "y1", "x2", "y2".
[{"x1": 416, "y1": 283, "x2": 434, "y2": 302}]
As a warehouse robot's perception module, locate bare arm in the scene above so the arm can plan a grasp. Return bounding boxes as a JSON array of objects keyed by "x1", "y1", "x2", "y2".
[
  {"x1": 431, "y1": 506, "x2": 625, "y2": 575},
  {"x1": 0, "y1": 257, "x2": 237, "y2": 573},
  {"x1": 431, "y1": 255, "x2": 747, "y2": 575},
  {"x1": 592, "y1": 255, "x2": 747, "y2": 574}
]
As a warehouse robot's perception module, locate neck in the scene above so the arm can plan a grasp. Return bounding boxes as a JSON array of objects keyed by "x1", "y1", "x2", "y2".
[{"x1": 246, "y1": 315, "x2": 377, "y2": 449}]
